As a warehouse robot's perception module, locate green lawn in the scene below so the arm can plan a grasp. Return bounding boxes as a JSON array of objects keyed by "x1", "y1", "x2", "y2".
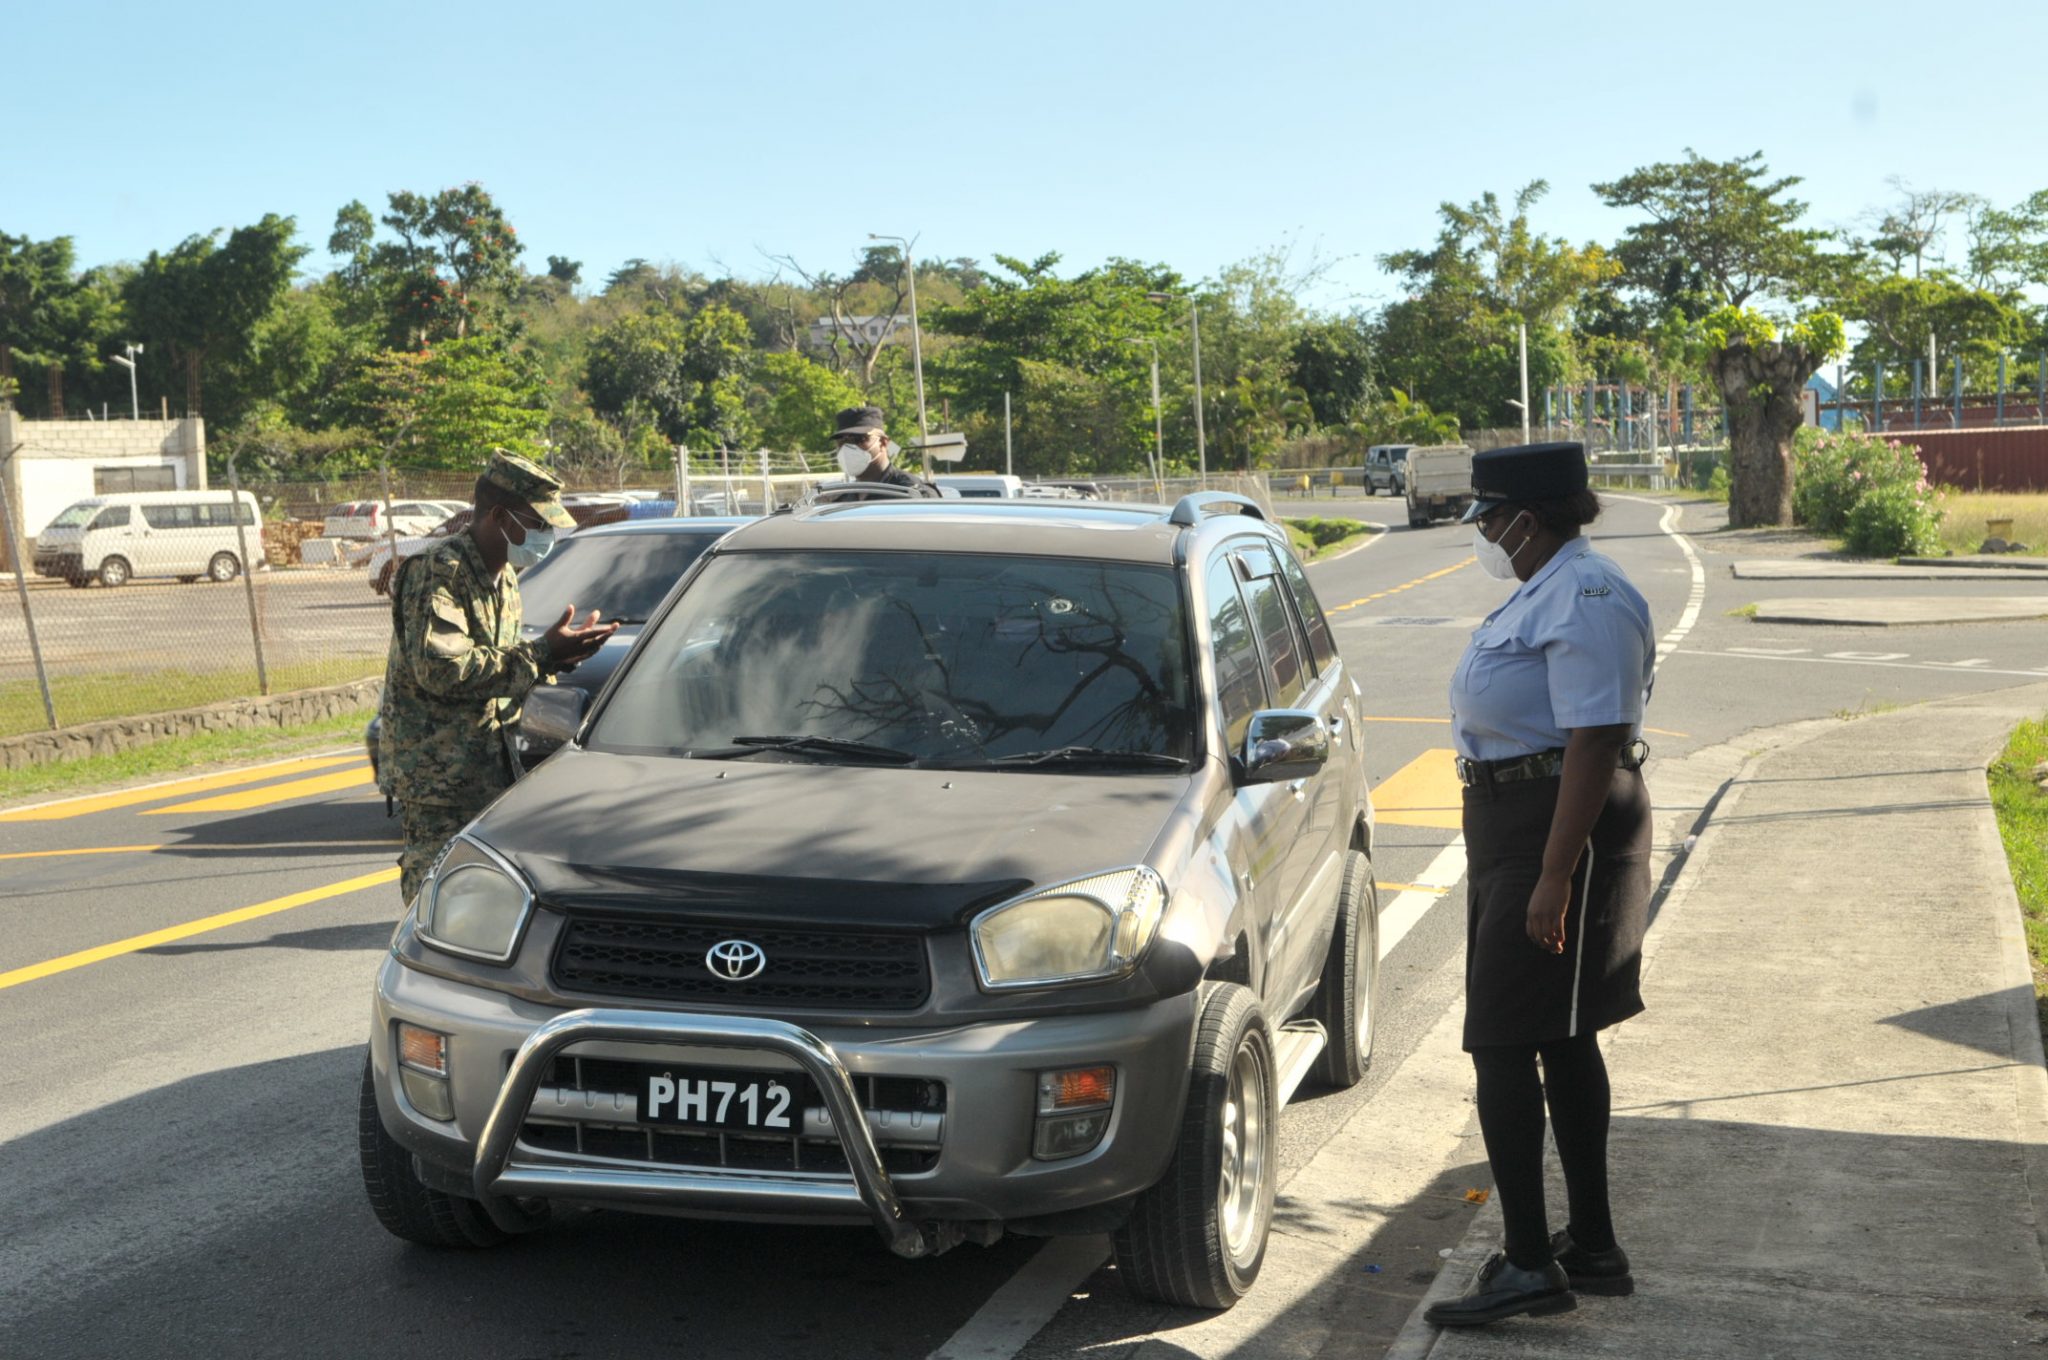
[
  {"x1": 1988, "y1": 716, "x2": 2048, "y2": 1046},
  {"x1": 0, "y1": 660, "x2": 379, "y2": 738},
  {"x1": 1934, "y1": 491, "x2": 2048, "y2": 557},
  {"x1": 1284, "y1": 517, "x2": 1380, "y2": 562},
  {"x1": 0, "y1": 708, "x2": 372, "y2": 806}
]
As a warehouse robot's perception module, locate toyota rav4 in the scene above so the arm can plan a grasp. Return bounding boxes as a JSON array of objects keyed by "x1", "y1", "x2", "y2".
[{"x1": 359, "y1": 491, "x2": 1381, "y2": 1310}]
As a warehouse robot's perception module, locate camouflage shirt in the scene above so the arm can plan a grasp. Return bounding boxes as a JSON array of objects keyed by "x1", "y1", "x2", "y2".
[{"x1": 378, "y1": 533, "x2": 557, "y2": 809}]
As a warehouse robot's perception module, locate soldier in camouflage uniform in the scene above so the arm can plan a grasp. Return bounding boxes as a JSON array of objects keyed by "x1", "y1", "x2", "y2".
[{"x1": 380, "y1": 450, "x2": 618, "y2": 904}]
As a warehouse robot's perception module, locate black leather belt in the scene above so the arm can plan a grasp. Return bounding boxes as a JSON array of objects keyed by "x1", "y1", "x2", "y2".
[{"x1": 1454, "y1": 740, "x2": 1648, "y2": 789}]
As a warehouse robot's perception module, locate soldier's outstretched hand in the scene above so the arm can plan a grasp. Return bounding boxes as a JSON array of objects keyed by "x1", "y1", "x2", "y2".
[{"x1": 543, "y1": 605, "x2": 620, "y2": 668}]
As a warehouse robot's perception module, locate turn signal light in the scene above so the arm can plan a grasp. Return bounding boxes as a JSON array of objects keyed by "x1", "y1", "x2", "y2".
[
  {"x1": 1038, "y1": 1065, "x2": 1115, "y2": 1114},
  {"x1": 397, "y1": 1023, "x2": 448, "y2": 1076}
]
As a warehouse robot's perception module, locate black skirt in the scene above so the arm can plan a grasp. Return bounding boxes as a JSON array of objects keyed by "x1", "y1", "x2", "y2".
[{"x1": 1461, "y1": 767, "x2": 1651, "y2": 1050}]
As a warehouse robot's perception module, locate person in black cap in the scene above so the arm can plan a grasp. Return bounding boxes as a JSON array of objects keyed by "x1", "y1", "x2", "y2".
[
  {"x1": 830, "y1": 405, "x2": 934, "y2": 498},
  {"x1": 1425, "y1": 441, "x2": 1656, "y2": 1328}
]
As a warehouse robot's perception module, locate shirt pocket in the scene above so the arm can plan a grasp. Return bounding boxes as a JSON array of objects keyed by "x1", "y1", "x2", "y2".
[{"x1": 1454, "y1": 629, "x2": 1519, "y2": 697}]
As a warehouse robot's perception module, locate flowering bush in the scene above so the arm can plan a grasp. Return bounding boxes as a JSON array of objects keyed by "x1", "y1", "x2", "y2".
[
  {"x1": 1843, "y1": 480, "x2": 1945, "y2": 557},
  {"x1": 1792, "y1": 428, "x2": 1934, "y2": 535}
]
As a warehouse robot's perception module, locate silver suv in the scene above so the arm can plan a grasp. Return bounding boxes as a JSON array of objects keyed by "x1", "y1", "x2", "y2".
[{"x1": 359, "y1": 492, "x2": 1381, "y2": 1310}]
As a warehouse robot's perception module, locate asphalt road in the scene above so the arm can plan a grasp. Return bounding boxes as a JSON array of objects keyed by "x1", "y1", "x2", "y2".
[{"x1": 2, "y1": 493, "x2": 2041, "y2": 1359}]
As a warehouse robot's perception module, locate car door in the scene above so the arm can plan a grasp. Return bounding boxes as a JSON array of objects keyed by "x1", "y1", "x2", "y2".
[{"x1": 1234, "y1": 542, "x2": 1348, "y2": 1011}]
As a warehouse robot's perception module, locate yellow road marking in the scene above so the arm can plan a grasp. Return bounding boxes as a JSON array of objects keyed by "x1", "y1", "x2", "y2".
[
  {"x1": 1361, "y1": 716, "x2": 1691, "y2": 739},
  {"x1": 1327, "y1": 558, "x2": 1476, "y2": 614},
  {"x1": 0, "y1": 844, "x2": 164, "y2": 861},
  {"x1": 0, "y1": 866, "x2": 399, "y2": 991},
  {"x1": 143, "y1": 766, "x2": 375, "y2": 816},
  {"x1": 0, "y1": 756, "x2": 365, "y2": 823},
  {"x1": 0, "y1": 840, "x2": 399, "y2": 862},
  {"x1": 1373, "y1": 748, "x2": 1465, "y2": 830},
  {"x1": 1376, "y1": 881, "x2": 1450, "y2": 895}
]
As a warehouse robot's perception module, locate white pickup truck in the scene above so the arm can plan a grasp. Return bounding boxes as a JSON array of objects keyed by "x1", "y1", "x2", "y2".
[{"x1": 1403, "y1": 445, "x2": 1475, "y2": 527}]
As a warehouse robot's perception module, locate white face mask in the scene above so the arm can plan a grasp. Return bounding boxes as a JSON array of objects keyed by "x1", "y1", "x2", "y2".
[
  {"x1": 836, "y1": 443, "x2": 875, "y2": 479},
  {"x1": 1472, "y1": 512, "x2": 1529, "y2": 581},
  {"x1": 507, "y1": 525, "x2": 555, "y2": 571}
]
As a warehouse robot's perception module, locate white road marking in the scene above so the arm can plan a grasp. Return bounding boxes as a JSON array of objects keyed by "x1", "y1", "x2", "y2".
[
  {"x1": 1677, "y1": 649, "x2": 2048, "y2": 679},
  {"x1": 1927, "y1": 658, "x2": 1992, "y2": 668},
  {"x1": 1613, "y1": 497, "x2": 1706, "y2": 678},
  {"x1": 1379, "y1": 836, "x2": 1467, "y2": 958},
  {"x1": 923, "y1": 1235, "x2": 1109, "y2": 1360},
  {"x1": 1824, "y1": 650, "x2": 1909, "y2": 661},
  {"x1": 1727, "y1": 645, "x2": 1811, "y2": 656}
]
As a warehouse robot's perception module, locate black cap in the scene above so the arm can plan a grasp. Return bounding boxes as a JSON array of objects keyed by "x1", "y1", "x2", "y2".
[
  {"x1": 1460, "y1": 441, "x2": 1589, "y2": 523},
  {"x1": 833, "y1": 406, "x2": 886, "y2": 439}
]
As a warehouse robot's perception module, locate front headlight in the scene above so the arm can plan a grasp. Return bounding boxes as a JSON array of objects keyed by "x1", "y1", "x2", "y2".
[
  {"x1": 971, "y1": 867, "x2": 1167, "y2": 990},
  {"x1": 417, "y1": 836, "x2": 534, "y2": 964}
]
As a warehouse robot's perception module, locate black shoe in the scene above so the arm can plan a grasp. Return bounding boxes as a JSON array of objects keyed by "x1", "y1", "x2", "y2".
[
  {"x1": 1424, "y1": 1252, "x2": 1576, "y2": 1327},
  {"x1": 1551, "y1": 1227, "x2": 1634, "y2": 1296}
]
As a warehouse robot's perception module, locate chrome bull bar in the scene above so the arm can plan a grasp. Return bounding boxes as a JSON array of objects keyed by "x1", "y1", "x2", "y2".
[{"x1": 471, "y1": 1008, "x2": 928, "y2": 1256}]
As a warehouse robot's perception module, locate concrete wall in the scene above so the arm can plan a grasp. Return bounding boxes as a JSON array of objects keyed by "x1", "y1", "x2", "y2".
[
  {"x1": 0, "y1": 677, "x2": 381, "y2": 772},
  {"x1": 0, "y1": 412, "x2": 207, "y2": 568}
]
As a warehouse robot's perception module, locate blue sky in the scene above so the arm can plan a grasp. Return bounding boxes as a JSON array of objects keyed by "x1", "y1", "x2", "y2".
[{"x1": 15, "y1": 0, "x2": 2048, "y2": 311}]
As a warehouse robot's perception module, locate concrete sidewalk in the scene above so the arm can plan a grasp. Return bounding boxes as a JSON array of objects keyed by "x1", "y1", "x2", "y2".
[{"x1": 1400, "y1": 682, "x2": 2048, "y2": 1358}]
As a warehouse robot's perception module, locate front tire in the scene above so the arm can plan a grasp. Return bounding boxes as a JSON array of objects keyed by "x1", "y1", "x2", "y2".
[
  {"x1": 208, "y1": 551, "x2": 241, "y2": 582},
  {"x1": 97, "y1": 556, "x2": 130, "y2": 587},
  {"x1": 1310, "y1": 851, "x2": 1380, "y2": 1087},
  {"x1": 357, "y1": 1053, "x2": 526, "y2": 1248},
  {"x1": 1113, "y1": 984, "x2": 1277, "y2": 1310}
]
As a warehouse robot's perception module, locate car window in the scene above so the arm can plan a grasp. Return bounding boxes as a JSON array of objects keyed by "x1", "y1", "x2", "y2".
[
  {"x1": 593, "y1": 550, "x2": 1195, "y2": 766},
  {"x1": 196, "y1": 502, "x2": 255, "y2": 527},
  {"x1": 1205, "y1": 554, "x2": 1265, "y2": 754},
  {"x1": 90, "y1": 505, "x2": 130, "y2": 529},
  {"x1": 1275, "y1": 551, "x2": 1336, "y2": 672},
  {"x1": 141, "y1": 504, "x2": 199, "y2": 529},
  {"x1": 1234, "y1": 548, "x2": 1307, "y2": 709},
  {"x1": 517, "y1": 531, "x2": 722, "y2": 625}
]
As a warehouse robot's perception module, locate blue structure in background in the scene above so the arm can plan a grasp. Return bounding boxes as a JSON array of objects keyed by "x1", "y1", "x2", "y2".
[{"x1": 1805, "y1": 372, "x2": 1843, "y2": 431}]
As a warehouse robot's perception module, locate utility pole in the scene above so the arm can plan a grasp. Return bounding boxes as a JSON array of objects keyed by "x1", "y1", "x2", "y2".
[
  {"x1": 1003, "y1": 392, "x2": 1012, "y2": 477},
  {"x1": 1517, "y1": 322, "x2": 1531, "y2": 443},
  {"x1": 868, "y1": 234, "x2": 930, "y2": 473},
  {"x1": 1146, "y1": 292, "x2": 1206, "y2": 486}
]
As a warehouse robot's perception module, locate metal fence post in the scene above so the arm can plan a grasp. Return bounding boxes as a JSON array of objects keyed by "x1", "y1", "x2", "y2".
[
  {"x1": 225, "y1": 455, "x2": 271, "y2": 695},
  {"x1": 1874, "y1": 362, "x2": 1885, "y2": 431},
  {"x1": 1912, "y1": 359, "x2": 1923, "y2": 429},
  {"x1": 0, "y1": 441, "x2": 58, "y2": 729},
  {"x1": 1997, "y1": 352, "x2": 2006, "y2": 425},
  {"x1": 1953, "y1": 356, "x2": 1963, "y2": 429}
]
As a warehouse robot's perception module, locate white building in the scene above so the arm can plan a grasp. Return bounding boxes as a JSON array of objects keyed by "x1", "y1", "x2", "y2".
[
  {"x1": 805, "y1": 314, "x2": 908, "y2": 351},
  {"x1": 0, "y1": 411, "x2": 207, "y2": 568}
]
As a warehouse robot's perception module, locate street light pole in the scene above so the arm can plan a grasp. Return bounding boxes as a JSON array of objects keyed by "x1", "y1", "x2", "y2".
[
  {"x1": 868, "y1": 233, "x2": 930, "y2": 474},
  {"x1": 1147, "y1": 291, "x2": 1206, "y2": 487},
  {"x1": 109, "y1": 342, "x2": 143, "y2": 420},
  {"x1": 1516, "y1": 322, "x2": 1530, "y2": 443},
  {"x1": 1122, "y1": 337, "x2": 1165, "y2": 497}
]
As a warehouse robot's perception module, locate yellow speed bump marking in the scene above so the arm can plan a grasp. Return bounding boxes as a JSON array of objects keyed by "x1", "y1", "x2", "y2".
[
  {"x1": 1327, "y1": 558, "x2": 1475, "y2": 614},
  {"x1": 143, "y1": 766, "x2": 375, "y2": 816},
  {"x1": 0, "y1": 867, "x2": 399, "y2": 992},
  {"x1": 1372, "y1": 749, "x2": 1464, "y2": 830},
  {"x1": 0, "y1": 755, "x2": 365, "y2": 823},
  {"x1": 1361, "y1": 716, "x2": 1691, "y2": 739}
]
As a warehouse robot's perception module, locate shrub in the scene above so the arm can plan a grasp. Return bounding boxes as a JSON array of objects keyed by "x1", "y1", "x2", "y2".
[
  {"x1": 1843, "y1": 480, "x2": 1944, "y2": 557},
  {"x1": 1792, "y1": 428, "x2": 1930, "y2": 534}
]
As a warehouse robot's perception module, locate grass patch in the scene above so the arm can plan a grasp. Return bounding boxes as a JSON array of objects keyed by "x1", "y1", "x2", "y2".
[
  {"x1": 0, "y1": 660, "x2": 378, "y2": 738},
  {"x1": 1933, "y1": 490, "x2": 2048, "y2": 557},
  {"x1": 1988, "y1": 716, "x2": 2048, "y2": 1047},
  {"x1": 1284, "y1": 517, "x2": 1379, "y2": 562},
  {"x1": 1726, "y1": 603, "x2": 1759, "y2": 618},
  {"x1": 0, "y1": 708, "x2": 371, "y2": 807}
]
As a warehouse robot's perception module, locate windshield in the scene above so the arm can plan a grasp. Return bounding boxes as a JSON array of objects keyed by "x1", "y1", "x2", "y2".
[
  {"x1": 590, "y1": 550, "x2": 1194, "y2": 766},
  {"x1": 45, "y1": 503, "x2": 101, "y2": 530},
  {"x1": 517, "y1": 530, "x2": 721, "y2": 626}
]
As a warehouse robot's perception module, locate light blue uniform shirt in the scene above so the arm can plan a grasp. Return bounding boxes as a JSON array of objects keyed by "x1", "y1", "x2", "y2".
[{"x1": 1449, "y1": 539, "x2": 1656, "y2": 761}]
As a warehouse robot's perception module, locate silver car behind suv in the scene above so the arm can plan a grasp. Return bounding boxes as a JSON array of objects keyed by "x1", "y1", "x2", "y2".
[{"x1": 359, "y1": 492, "x2": 1381, "y2": 1310}]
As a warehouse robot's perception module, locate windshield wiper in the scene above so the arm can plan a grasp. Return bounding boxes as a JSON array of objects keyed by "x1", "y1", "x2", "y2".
[
  {"x1": 926, "y1": 746, "x2": 1189, "y2": 771},
  {"x1": 695, "y1": 734, "x2": 919, "y2": 765}
]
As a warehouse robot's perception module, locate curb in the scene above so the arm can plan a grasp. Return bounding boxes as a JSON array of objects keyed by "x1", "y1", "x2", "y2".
[{"x1": 1305, "y1": 524, "x2": 1389, "y2": 567}]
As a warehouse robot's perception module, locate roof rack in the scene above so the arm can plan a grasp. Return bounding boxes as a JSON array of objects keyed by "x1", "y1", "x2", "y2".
[
  {"x1": 797, "y1": 482, "x2": 926, "y2": 510},
  {"x1": 1167, "y1": 491, "x2": 1267, "y2": 526}
]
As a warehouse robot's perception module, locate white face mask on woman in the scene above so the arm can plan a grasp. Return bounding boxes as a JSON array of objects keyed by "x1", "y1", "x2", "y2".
[
  {"x1": 1472, "y1": 510, "x2": 1530, "y2": 581},
  {"x1": 836, "y1": 443, "x2": 875, "y2": 478}
]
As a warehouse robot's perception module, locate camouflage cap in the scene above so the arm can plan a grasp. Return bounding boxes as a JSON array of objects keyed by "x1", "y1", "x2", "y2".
[{"x1": 482, "y1": 449, "x2": 576, "y2": 529}]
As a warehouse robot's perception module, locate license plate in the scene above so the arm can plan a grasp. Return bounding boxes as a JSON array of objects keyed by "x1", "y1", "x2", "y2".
[{"x1": 639, "y1": 1068, "x2": 798, "y2": 1131}]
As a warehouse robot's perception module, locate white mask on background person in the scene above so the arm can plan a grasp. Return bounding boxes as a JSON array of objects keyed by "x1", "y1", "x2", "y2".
[
  {"x1": 837, "y1": 443, "x2": 874, "y2": 478},
  {"x1": 507, "y1": 525, "x2": 556, "y2": 571},
  {"x1": 1472, "y1": 511, "x2": 1529, "y2": 581}
]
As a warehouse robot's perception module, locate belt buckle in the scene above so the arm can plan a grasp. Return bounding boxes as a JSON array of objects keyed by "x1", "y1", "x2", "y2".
[{"x1": 1454, "y1": 756, "x2": 1477, "y2": 787}]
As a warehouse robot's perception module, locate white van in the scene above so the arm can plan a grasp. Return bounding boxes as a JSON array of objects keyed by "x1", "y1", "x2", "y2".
[
  {"x1": 932, "y1": 473, "x2": 1025, "y2": 499},
  {"x1": 33, "y1": 491, "x2": 264, "y2": 588}
]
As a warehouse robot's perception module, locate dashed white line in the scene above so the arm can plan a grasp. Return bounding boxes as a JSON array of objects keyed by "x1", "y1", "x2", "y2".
[{"x1": 1378, "y1": 836, "x2": 1467, "y2": 958}]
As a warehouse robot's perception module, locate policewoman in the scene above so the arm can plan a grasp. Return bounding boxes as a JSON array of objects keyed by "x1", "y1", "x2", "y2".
[{"x1": 1424, "y1": 442, "x2": 1656, "y2": 1329}]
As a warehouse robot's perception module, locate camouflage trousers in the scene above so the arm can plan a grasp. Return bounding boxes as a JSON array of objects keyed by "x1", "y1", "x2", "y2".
[{"x1": 396, "y1": 800, "x2": 484, "y2": 908}]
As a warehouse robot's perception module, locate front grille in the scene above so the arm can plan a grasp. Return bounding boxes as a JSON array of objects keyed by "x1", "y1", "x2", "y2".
[
  {"x1": 516, "y1": 1055, "x2": 945, "y2": 1176},
  {"x1": 551, "y1": 915, "x2": 930, "y2": 1010}
]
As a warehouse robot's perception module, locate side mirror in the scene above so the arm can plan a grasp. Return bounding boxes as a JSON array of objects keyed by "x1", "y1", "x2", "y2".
[
  {"x1": 519, "y1": 685, "x2": 588, "y2": 765},
  {"x1": 1237, "y1": 709, "x2": 1329, "y2": 786}
]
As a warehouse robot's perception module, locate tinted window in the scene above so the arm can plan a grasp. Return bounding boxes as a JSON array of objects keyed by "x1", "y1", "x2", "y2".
[
  {"x1": 141, "y1": 504, "x2": 194, "y2": 529},
  {"x1": 1276, "y1": 551, "x2": 1337, "y2": 671},
  {"x1": 90, "y1": 505, "x2": 130, "y2": 529},
  {"x1": 1237, "y1": 549, "x2": 1307, "y2": 709},
  {"x1": 197, "y1": 502, "x2": 255, "y2": 527},
  {"x1": 594, "y1": 550, "x2": 1194, "y2": 766},
  {"x1": 518, "y1": 531, "x2": 725, "y2": 626},
  {"x1": 1205, "y1": 554, "x2": 1265, "y2": 753}
]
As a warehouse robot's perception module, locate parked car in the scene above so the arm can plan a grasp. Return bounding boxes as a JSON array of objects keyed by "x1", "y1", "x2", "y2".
[
  {"x1": 1036, "y1": 479, "x2": 1109, "y2": 500},
  {"x1": 365, "y1": 511, "x2": 472, "y2": 595},
  {"x1": 1403, "y1": 444, "x2": 1476, "y2": 527},
  {"x1": 325, "y1": 499, "x2": 459, "y2": 541},
  {"x1": 365, "y1": 517, "x2": 751, "y2": 790},
  {"x1": 32, "y1": 490, "x2": 262, "y2": 587},
  {"x1": 1363, "y1": 444, "x2": 1411, "y2": 496},
  {"x1": 933, "y1": 473, "x2": 1025, "y2": 499},
  {"x1": 359, "y1": 492, "x2": 1379, "y2": 1311}
]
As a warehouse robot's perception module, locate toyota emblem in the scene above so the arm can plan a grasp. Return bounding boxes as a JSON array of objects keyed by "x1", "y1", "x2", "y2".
[{"x1": 705, "y1": 939, "x2": 767, "y2": 981}]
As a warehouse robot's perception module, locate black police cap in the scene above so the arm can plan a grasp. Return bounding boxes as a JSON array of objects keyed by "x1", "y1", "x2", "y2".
[{"x1": 1460, "y1": 441, "x2": 1589, "y2": 523}]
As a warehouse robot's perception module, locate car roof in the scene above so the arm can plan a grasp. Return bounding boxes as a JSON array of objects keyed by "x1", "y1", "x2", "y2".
[
  {"x1": 714, "y1": 497, "x2": 1276, "y2": 565},
  {"x1": 568, "y1": 516, "x2": 753, "y2": 539}
]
